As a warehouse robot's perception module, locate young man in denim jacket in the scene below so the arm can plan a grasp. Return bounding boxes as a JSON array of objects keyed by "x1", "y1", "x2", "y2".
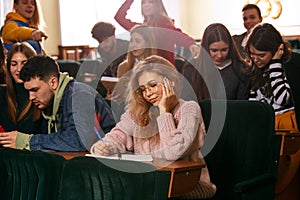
[{"x1": 0, "y1": 56, "x2": 116, "y2": 151}]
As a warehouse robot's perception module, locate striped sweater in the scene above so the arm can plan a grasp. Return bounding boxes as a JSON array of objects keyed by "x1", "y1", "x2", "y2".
[{"x1": 249, "y1": 60, "x2": 294, "y2": 114}]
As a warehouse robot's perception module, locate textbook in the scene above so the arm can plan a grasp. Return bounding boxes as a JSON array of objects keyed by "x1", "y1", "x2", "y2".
[
  {"x1": 85, "y1": 153, "x2": 153, "y2": 162},
  {"x1": 100, "y1": 76, "x2": 119, "y2": 82},
  {"x1": 100, "y1": 76, "x2": 119, "y2": 92}
]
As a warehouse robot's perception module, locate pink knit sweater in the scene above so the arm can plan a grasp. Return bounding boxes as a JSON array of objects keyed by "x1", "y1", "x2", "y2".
[
  {"x1": 105, "y1": 100, "x2": 205, "y2": 160},
  {"x1": 103, "y1": 100, "x2": 213, "y2": 185}
]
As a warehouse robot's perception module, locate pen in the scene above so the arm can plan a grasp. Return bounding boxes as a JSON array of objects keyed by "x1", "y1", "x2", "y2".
[
  {"x1": 93, "y1": 126, "x2": 122, "y2": 159},
  {"x1": 93, "y1": 126, "x2": 103, "y2": 141}
]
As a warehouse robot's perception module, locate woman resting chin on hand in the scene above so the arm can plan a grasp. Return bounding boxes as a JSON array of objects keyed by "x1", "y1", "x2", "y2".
[{"x1": 91, "y1": 55, "x2": 216, "y2": 199}]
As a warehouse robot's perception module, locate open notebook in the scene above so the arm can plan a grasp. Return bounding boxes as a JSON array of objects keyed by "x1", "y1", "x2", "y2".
[
  {"x1": 85, "y1": 154, "x2": 153, "y2": 162},
  {"x1": 100, "y1": 76, "x2": 119, "y2": 92}
]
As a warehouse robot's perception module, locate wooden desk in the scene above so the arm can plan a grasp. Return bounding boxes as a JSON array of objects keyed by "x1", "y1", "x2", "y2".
[
  {"x1": 276, "y1": 131, "x2": 300, "y2": 155},
  {"x1": 51, "y1": 151, "x2": 87, "y2": 160},
  {"x1": 153, "y1": 158, "x2": 205, "y2": 197},
  {"x1": 275, "y1": 131, "x2": 300, "y2": 200},
  {"x1": 100, "y1": 76, "x2": 118, "y2": 96},
  {"x1": 51, "y1": 151, "x2": 205, "y2": 198}
]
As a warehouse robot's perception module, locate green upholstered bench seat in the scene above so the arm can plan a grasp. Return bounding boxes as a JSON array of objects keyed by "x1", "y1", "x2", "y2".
[{"x1": 199, "y1": 100, "x2": 281, "y2": 200}]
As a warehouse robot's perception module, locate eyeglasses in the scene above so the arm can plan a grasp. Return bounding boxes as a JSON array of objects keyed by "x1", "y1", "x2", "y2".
[
  {"x1": 136, "y1": 81, "x2": 158, "y2": 94},
  {"x1": 250, "y1": 52, "x2": 266, "y2": 60}
]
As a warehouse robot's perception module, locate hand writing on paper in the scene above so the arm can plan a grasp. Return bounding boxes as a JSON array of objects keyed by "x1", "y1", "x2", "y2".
[{"x1": 92, "y1": 140, "x2": 117, "y2": 156}]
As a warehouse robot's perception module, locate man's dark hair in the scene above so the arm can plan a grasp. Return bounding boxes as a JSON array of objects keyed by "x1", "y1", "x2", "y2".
[
  {"x1": 242, "y1": 4, "x2": 262, "y2": 18},
  {"x1": 20, "y1": 55, "x2": 60, "y2": 82},
  {"x1": 91, "y1": 22, "x2": 116, "y2": 43}
]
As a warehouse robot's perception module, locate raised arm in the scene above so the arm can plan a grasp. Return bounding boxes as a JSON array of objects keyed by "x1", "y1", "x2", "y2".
[
  {"x1": 266, "y1": 44, "x2": 292, "y2": 106},
  {"x1": 269, "y1": 61, "x2": 292, "y2": 106},
  {"x1": 114, "y1": 0, "x2": 140, "y2": 31},
  {"x1": 155, "y1": 101, "x2": 205, "y2": 160}
]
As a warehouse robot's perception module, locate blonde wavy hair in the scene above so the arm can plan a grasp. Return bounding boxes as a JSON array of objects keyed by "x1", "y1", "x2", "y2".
[{"x1": 127, "y1": 55, "x2": 179, "y2": 126}]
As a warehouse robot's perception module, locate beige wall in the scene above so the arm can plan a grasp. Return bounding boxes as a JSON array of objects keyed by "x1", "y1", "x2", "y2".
[
  {"x1": 179, "y1": 0, "x2": 212, "y2": 40},
  {"x1": 40, "y1": 0, "x2": 60, "y2": 56},
  {"x1": 40, "y1": 0, "x2": 202, "y2": 56},
  {"x1": 40, "y1": 0, "x2": 300, "y2": 56}
]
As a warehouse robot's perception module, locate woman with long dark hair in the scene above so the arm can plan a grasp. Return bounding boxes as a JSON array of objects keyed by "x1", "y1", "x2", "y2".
[
  {"x1": 0, "y1": 42, "x2": 46, "y2": 148},
  {"x1": 245, "y1": 23, "x2": 299, "y2": 198},
  {"x1": 183, "y1": 23, "x2": 249, "y2": 100},
  {"x1": 245, "y1": 23, "x2": 297, "y2": 132}
]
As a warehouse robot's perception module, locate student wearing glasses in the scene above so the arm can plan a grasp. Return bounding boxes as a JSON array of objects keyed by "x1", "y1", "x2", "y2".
[
  {"x1": 245, "y1": 23, "x2": 299, "y2": 198},
  {"x1": 246, "y1": 23, "x2": 298, "y2": 133},
  {"x1": 91, "y1": 55, "x2": 216, "y2": 199}
]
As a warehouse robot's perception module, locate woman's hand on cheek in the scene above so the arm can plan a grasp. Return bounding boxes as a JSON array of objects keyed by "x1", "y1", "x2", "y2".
[{"x1": 158, "y1": 77, "x2": 179, "y2": 114}]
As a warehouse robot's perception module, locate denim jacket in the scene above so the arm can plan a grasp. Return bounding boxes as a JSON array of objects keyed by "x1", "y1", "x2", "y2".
[{"x1": 16, "y1": 74, "x2": 116, "y2": 151}]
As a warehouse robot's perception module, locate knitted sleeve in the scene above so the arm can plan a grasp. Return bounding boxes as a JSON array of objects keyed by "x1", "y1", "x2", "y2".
[
  {"x1": 155, "y1": 101, "x2": 204, "y2": 160},
  {"x1": 104, "y1": 111, "x2": 135, "y2": 153}
]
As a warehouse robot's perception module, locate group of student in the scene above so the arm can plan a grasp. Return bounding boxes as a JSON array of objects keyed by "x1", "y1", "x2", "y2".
[{"x1": 0, "y1": 0, "x2": 299, "y2": 199}]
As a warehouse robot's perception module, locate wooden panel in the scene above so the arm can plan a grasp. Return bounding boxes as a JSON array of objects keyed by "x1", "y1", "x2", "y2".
[
  {"x1": 276, "y1": 131, "x2": 300, "y2": 155},
  {"x1": 58, "y1": 45, "x2": 96, "y2": 61},
  {"x1": 154, "y1": 159, "x2": 205, "y2": 197}
]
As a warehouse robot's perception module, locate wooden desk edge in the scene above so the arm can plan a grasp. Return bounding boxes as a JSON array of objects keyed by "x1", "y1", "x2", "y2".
[
  {"x1": 154, "y1": 159, "x2": 206, "y2": 171},
  {"x1": 51, "y1": 151, "x2": 206, "y2": 168},
  {"x1": 51, "y1": 151, "x2": 88, "y2": 160},
  {"x1": 276, "y1": 131, "x2": 300, "y2": 136}
]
